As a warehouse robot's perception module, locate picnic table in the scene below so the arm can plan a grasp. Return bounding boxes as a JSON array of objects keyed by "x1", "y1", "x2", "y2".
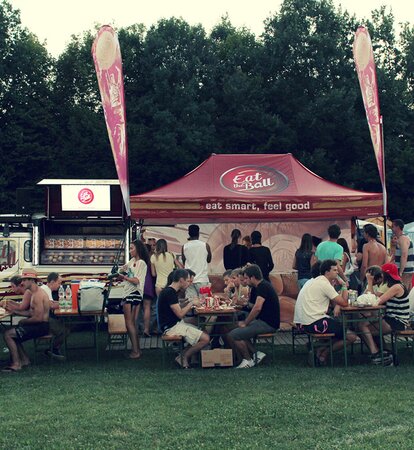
[
  {"x1": 54, "y1": 308, "x2": 105, "y2": 362},
  {"x1": 340, "y1": 305, "x2": 386, "y2": 367}
]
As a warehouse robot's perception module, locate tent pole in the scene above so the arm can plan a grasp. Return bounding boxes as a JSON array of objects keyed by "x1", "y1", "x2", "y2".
[{"x1": 380, "y1": 116, "x2": 387, "y2": 248}]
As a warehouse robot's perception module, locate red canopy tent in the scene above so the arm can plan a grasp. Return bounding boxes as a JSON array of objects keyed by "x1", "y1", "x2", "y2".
[{"x1": 130, "y1": 154, "x2": 383, "y2": 224}]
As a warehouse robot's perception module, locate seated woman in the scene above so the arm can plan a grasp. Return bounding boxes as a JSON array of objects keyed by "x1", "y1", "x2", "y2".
[{"x1": 358, "y1": 263, "x2": 410, "y2": 365}]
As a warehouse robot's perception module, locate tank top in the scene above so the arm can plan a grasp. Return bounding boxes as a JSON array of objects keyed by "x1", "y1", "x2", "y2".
[
  {"x1": 183, "y1": 240, "x2": 209, "y2": 283},
  {"x1": 395, "y1": 236, "x2": 414, "y2": 273},
  {"x1": 386, "y1": 284, "x2": 410, "y2": 325}
]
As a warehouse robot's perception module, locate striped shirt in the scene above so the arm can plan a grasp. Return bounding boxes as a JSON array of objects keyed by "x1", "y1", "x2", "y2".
[
  {"x1": 395, "y1": 236, "x2": 414, "y2": 274},
  {"x1": 385, "y1": 284, "x2": 410, "y2": 326}
]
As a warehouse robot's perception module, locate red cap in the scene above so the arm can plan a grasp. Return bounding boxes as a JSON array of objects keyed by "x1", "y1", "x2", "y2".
[{"x1": 381, "y1": 263, "x2": 401, "y2": 281}]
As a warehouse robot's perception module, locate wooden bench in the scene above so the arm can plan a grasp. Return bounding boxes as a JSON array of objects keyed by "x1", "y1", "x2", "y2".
[
  {"x1": 161, "y1": 334, "x2": 185, "y2": 368},
  {"x1": 33, "y1": 334, "x2": 55, "y2": 364},
  {"x1": 391, "y1": 329, "x2": 414, "y2": 365},
  {"x1": 253, "y1": 332, "x2": 277, "y2": 365},
  {"x1": 308, "y1": 333, "x2": 335, "y2": 367},
  {"x1": 107, "y1": 315, "x2": 128, "y2": 351},
  {"x1": 290, "y1": 323, "x2": 310, "y2": 354}
]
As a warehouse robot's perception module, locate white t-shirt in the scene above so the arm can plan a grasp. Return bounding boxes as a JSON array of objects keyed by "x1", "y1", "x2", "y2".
[
  {"x1": 40, "y1": 284, "x2": 53, "y2": 301},
  {"x1": 183, "y1": 239, "x2": 209, "y2": 283},
  {"x1": 122, "y1": 258, "x2": 147, "y2": 297},
  {"x1": 293, "y1": 278, "x2": 314, "y2": 325},
  {"x1": 293, "y1": 275, "x2": 338, "y2": 325}
]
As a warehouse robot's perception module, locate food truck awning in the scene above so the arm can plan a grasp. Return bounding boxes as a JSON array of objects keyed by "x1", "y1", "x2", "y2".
[{"x1": 130, "y1": 153, "x2": 383, "y2": 224}]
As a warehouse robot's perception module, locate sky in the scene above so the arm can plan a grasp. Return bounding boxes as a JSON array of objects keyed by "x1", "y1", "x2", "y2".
[{"x1": 10, "y1": 0, "x2": 414, "y2": 57}]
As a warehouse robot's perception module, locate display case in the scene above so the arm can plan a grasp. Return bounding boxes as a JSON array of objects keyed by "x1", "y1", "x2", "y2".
[{"x1": 40, "y1": 235, "x2": 125, "y2": 265}]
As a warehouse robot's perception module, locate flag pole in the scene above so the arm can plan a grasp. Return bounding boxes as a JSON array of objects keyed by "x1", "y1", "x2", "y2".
[{"x1": 380, "y1": 115, "x2": 387, "y2": 247}]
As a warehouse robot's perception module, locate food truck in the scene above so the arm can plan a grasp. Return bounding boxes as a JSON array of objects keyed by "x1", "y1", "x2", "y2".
[{"x1": 0, "y1": 180, "x2": 129, "y2": 297}]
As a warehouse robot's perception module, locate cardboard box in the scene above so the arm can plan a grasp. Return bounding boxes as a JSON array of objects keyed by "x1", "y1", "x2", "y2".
[{"x1": 201, "y1": 349, "x2": 233, "y2": 368}]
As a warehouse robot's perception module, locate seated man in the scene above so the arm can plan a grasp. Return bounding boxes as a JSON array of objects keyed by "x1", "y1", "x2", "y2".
[
  {"x1": 295, "y1": 259, "x2": 356, "y2": 365},
  {"x1": 157, "y1": 269, "x2": 209, "y2": 368},
  {"x1": 3, "y1": 269, "x2": 50, "y2": 372},
  {"x1": 40, "y1": 272, "x2": 67, "y2": 360},
  {"x1": 227, "y1": 264, "x2": 280, "y2": 369}
]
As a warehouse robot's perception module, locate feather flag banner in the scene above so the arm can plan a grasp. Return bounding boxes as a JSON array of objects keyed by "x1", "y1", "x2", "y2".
[
  {"x1": 353, "y1": 26, "x2": 385, "y2": 188},
  {"x1": 92, "y1": 26, "x2": 130, "y2": 216}
]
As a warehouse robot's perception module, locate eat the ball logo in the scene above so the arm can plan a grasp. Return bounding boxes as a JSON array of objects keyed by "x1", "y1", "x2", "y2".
[{"x1": 78, "y1": 188, "x2": 94, "y2": 205}]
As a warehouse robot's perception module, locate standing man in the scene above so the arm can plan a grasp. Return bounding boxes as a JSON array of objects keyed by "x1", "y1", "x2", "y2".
[
  {"x1": 391, "y1": 219, "x2": 414, "y2": 290},
  {"x1": 228, "y1": 264, "x2": 280, "y2": 369},
  {"x1": 314, "y1": 224, "x2": 347, "y2": 283},
  {"x1": 360, "y1": 224, "x2": 387, "y2": 282},
  {"x1": 247, "y1": 231, "x2": 274, "y2": 281},
  {"x1": 181, "y1": 224, "x2": 212, "y2": 297},
  {"x1": 2, "y1": 269, "x2": 50, "y2": 372},
  {"x1": 157, "y1": 269, "x2": 209, "y2": 369},
  {"x1": 297, "y1": 259, "x2": 356, "y2": 365},
  {"x1": 40, "y1": 272, "x2": 66, "y2": 360}
]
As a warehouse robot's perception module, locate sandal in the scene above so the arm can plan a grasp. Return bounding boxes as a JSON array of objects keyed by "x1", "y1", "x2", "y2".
[{"x1": 2, "y1": 366, "x2": 20, "y2": 373}]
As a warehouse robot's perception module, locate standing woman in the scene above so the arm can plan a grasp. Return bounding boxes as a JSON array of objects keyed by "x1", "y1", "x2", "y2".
[
  {"x1": 293, "y1": 233, "x2": 314, "y2": 289},
  {"x1": 223, "y1": 229, "x2": 249, "y2": 270},
  {"x1": 337, "y1": 238, "x2": 352, "y2": 275},
  {"x1": 120, "y1": 240, "x2": 148, "y2": 359},
  {"x1": 151, "y1": 239, "x2": 181, "y2": 296}
]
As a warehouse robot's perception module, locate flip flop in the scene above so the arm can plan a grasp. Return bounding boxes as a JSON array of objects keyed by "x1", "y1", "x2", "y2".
[{"x1": 2, "y1": 366, "x2": 20, "y2": 373}]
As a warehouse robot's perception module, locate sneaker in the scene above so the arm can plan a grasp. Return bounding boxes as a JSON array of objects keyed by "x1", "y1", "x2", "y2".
[
  {"x1": 254, "y1": 351, "x2": 266, "y2": 365},
  {"x1": 235, "y1": 358, "x2": 254, "y2": 369},
  {"x1": 46, "y1": 349, "x2": 65, "y2": 361},
  {"x1": 370, "y1": 352, "x2": 392, "y2": 365}
]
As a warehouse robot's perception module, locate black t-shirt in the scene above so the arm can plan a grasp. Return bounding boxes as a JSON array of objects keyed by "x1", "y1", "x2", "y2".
[
  {"x1": 250, "y1": 280, "x2": 280, "y2": 329},
  {"x1": 295, "y1": 249, "x2": 313, "y2": 279},
  {"x1": 223, "y1": 244, "x2": 249, "y2": 270},
  {"x1": 158, "y1": 286, "x2": 180, "y2": 331},
  {"x1": 248, "y1": 246, "x2": 274, "y2": 280}
]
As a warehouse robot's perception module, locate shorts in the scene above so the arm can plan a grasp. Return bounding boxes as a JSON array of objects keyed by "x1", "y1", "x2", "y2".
[
  {"x1": 384, "y1": 316, "x2": 406, "y2": 332},
  {"x1": 229, "y1": 319, "x2": 276, "y2": 341},
  {"x1": 165, "y1": 320, "x2": 203, "y2": 346},
  {"x1": 13, "y1": 322, "x2": 49, "y2": 343},
  {"x1": 303, "y1": 317, "x2": 344, "y2": 340},
  {"x1": 122, "y1": 291, "x2": 143, "y2": 307}
]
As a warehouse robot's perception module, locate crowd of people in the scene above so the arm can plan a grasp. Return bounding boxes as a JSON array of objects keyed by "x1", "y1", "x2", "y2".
[
  {"x1": 292, "y1": 220, "x2": 413, "y2": 366},
  {"x1": 0, "y1": 219, "x2": 412, "y2": 371}
]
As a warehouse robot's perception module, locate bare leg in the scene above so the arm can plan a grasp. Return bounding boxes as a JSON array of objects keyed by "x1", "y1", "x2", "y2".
[
  {"x1": 181, "y1": 332, "x2": 209, "y2": 367},
  {"x1": 123, "y1": 304, "x2": 141, "y2": 359},
  {"x1": 17, "y1": 343, "x2": 30, "y2": 366},
  {"x1": 358, "y1": 320, "x2": 378, "y2": 354},
  {"x1": 143, "y1": 299, "x2": 152, "y2": 335},
  {"x1": 319, "y1": 332, "x2": 357, "y2": 361},
  {"x1": 231, "y1": 339, "x2": 252, "y2": 361},
  {"x1": 4, "y1": 329, "x2": 22, "y2": 370}
]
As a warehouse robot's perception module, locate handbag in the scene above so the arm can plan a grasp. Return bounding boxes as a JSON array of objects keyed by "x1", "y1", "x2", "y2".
[{"x1": 78, "y1": 280, "x2": 106, "y2": 313}]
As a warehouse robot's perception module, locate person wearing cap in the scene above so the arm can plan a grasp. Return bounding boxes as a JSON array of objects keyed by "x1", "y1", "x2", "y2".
[
  {"x1": 181, "y1": 224, "x2": 212, "y2": 297},
  {"x1": 2, "y1": 269, "x2": 50, "y2": 372},
  {"x1": 391, "y1": 219, "x2": 414, "y2": 290},
  {"x1": 358, "y1": 262, "x2": 410, "y2": 365}
]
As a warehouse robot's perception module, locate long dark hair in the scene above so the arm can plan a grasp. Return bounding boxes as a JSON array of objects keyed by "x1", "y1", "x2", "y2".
[
  {"x1": 131, "y1": 239, "x2": 150, "y2": 266},
  {"x1": 299, "y1": 233, "x2": 313, "y2": 253},
  {"x1": 230, "y1": 229, "x2": 241, "y2": 249},
  {"x1": 337, "y1": 238, "x2": 350, "y2": 255}
]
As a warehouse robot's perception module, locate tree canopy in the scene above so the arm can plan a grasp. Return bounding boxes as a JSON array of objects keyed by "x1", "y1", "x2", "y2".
[{"x1": 1, "y1": 0, "x2": 414, "y2": 220}]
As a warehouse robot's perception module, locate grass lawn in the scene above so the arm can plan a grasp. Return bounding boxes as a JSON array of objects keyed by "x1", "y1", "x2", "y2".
[{"x1": 1, "y1": 334, "x2": 414, "y2": 450}]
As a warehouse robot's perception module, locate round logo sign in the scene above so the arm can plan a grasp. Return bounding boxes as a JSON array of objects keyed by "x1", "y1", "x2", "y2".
[
  {"x1": 220, "y1": 165, "x2": 289, "y2": 195},
  {"x1": 78, "y1": 188, "x2": 94, "y2": 205}
]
